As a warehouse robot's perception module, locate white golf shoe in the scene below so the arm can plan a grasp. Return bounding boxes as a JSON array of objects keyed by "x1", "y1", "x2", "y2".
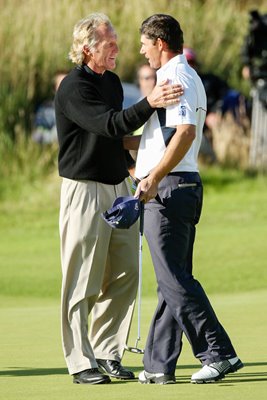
[
  {"x1": 139, "y1": 370, "x2": 176, "y2": 384},
  {"x1": 191, "y1": 357, "x2": 243, "y2": 383}
]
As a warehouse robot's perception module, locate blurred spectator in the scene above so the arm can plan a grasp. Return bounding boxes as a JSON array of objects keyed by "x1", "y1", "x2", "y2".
[
  {"x1": 183, "y1": 47, "x2": 245, "y2": 162},
  {"x1": 241, "y1": 10, "x2": 267, "y2": 84},
  {"x1": 128, "y1": 64, "x2": 157, "y2": 164},
  {"x1": 32, "y1": 71, "x2": 67, "y2": 144},
  {"x1": 183, "y1": 47, "x2": 243, "y2": 128},
  {"x1": 241, "y1": 9, "x2": 267, "y2": 169},
  {"x1": 136, "y1": 63, "x2": 157, "y2": 98},
  {"x1": 121, "y1": 82, "x2": 140, "y2": 108}
]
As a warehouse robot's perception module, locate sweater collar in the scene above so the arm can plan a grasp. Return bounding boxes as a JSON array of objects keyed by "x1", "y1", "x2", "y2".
[{"x1": 81, "y1": 64, "x2": 105, "y2": 78}]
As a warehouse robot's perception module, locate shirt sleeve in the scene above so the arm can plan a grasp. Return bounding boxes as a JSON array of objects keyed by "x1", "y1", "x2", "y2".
[{"x1": 165, "y1": 68, "x2": 197, "y2": 127}]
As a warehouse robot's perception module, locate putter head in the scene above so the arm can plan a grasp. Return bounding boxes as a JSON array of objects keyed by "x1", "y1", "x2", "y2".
[{"x1": 124, "y1": 344, "x2": 144, "y2": 354}]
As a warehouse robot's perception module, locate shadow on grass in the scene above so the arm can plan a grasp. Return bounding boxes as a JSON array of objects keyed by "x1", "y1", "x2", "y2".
[
  {"x1": 0, "y1": 367, "x2": 68, "y2": 376},
  {"x1": 1, "y1": 362, "x2": 266, "y2": 385},
  {"x1": 0, "y1": 367, "x2": 131, "y2": 384}
]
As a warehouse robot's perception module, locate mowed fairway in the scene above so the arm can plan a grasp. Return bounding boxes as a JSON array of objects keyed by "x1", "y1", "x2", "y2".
[
  {"x1": 0, "y1": 292, "x2": 266, "y2": 400},
  {"x1": 0, "y1": 168, "x2": 267, "y2": 399}
]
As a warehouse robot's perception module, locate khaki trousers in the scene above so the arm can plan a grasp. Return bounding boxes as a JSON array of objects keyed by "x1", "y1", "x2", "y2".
[{"x1": 59, "y1": 178, "x2": 139, "y2": 375}]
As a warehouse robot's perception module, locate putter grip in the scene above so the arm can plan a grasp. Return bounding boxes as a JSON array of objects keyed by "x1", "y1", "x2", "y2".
[{"x1": 139, "y1": 201, "x2": 144, "y2": 236}]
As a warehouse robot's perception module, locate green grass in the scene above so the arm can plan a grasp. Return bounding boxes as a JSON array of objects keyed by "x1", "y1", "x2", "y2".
[
  {"x1": 0, "y1": 172, "x2": 61, "y2": 298},
  {"x1": 0, "y1": 291, "x2": 266, "y2": 400},
  {"x1": 195, "y1": 168, "x2": 267, "y2": 293},
  {"x1": 0, "y1": 167, "x2": 267, "y2": 399},
  {"x1": 0, "y1": 167, "x2": 266, "y2": 298}
]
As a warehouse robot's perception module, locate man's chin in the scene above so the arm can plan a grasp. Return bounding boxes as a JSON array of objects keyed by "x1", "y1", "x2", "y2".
[{"x1": 108, "y1": 61, "x2": 116, "y2": 70}]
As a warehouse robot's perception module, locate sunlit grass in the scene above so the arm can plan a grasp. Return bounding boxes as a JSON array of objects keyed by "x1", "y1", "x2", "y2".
[
  {"x1": 0, "y1": 166, "x2": 266, "y2": 298},
  {"x1": 0, "y1": 291, "x2": 266, "y2": 400}
]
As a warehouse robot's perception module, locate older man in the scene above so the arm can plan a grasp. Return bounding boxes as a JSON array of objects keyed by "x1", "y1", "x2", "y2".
[{"x1": 55, "y1": 12, "x2": 181, "y2": 385}]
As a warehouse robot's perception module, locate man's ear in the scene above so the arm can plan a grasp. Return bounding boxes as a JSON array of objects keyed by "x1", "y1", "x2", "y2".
[
  {"x1": 156, "y1": 38, "x2": 164, "y2": 50},
  {"x1": 83, "y1": 45, "x2": 91, "y2": 56},
  {"x1": 157, "y1": 38, "x2": 168, "y2": 51}
]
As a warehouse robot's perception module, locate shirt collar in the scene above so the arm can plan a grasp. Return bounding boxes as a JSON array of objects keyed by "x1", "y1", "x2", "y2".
[{"x1": 157, "y1": 54, "x2": 187, "y2": 76}]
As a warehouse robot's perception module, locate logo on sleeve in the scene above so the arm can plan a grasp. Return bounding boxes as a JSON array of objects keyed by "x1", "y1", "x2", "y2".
[{"x1": 179, "y1": 105, "x2": 186, "y2": 117}]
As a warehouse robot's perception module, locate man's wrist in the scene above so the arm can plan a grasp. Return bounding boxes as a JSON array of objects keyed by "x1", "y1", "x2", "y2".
[
  {"x1": 146, "y1": 94, "x2": 154, "y2": 108},
  {"x1": 148, "y1": 170, "x2": 164, "y2": 185}
]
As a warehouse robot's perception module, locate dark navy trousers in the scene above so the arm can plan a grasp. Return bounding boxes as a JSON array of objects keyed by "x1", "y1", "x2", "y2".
[{"x1": 143, "y1": 173, "x2": 237, "y2": 375}]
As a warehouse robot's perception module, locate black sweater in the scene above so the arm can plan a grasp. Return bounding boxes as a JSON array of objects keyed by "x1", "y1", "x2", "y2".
[{"x1": 55, "y1": 65, "x2": 154, "y2": 184}]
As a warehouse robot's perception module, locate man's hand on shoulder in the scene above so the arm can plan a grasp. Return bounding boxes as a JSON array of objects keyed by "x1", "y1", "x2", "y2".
[{"x1": 147, "y1": 80, "x2": 183, "y2": 108}]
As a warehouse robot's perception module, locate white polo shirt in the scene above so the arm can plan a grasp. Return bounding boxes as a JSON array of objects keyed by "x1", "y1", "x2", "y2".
[{"x1": 135, "y1": 54, "x2": 207, "y2": 180}]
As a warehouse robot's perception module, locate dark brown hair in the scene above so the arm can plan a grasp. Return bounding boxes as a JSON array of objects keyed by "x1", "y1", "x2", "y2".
[{"x1": 140, "y1": 14, "x2": 184, "y2": 53}]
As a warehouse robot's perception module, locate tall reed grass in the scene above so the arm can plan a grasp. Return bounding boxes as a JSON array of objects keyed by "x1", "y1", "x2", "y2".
[
  {"x1": 0, "y1": 0, "x2": 265, "y2": 190},
  {"x1": 0, "y1": 131, "x2": 58, "y2": 200},
  {"x1": 0, "y1": 0, "x2": 265, "y2": 135}
]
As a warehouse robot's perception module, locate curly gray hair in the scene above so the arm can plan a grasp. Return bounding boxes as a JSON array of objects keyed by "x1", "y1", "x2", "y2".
[{"x1": 69, "y1": 13, "x2": 113, "y2": 65}]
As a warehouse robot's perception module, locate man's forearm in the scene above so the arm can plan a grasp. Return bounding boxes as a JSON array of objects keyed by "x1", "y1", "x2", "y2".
[
  {"x1": 149, "y1": 124, "x2": 196, "y2": 183},
  {"x1": 134, "y1": 124, "x2": 196, "y2": 203}
]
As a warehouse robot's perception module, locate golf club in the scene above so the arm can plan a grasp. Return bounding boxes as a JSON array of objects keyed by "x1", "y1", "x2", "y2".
[{"x1": 125, "y1": 200, "x2": 145, "y2": 354}]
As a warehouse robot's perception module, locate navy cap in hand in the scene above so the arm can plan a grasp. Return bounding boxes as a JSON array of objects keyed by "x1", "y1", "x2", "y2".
[{"x1": 101, "y1": 196, "x2": 141, "y2": 229}]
